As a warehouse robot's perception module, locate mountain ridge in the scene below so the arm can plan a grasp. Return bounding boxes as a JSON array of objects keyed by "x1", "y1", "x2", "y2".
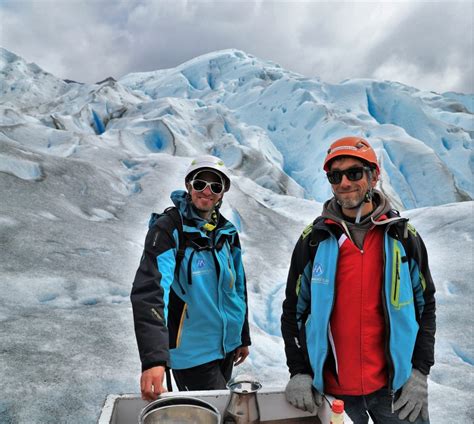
[{"x1": 2, "y1": 47, "x2": 471, "y2": 209}]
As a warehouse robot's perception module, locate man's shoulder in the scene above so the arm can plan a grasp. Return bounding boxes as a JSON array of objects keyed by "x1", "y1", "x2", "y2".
[
  {"x1": 300, "y1": 216, "x2": 325, "y2": 238},
  {"x1": 216, "y1": 213, "x2": 239, "y2": 234},
  {"x1": 298, "y1": 217, "x2": 333, "y2": 251},
  {"x1": 301, "y1": 222, "x2": 313, "y2": 240},
  {"x1": 385, "y1": 213, "x2": 426, "y2": 260},
  {"x1": 148, "y1": 207, "x2": 182, "y2": 231}
]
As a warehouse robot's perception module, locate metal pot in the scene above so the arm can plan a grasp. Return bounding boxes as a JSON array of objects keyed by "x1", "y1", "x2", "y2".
[
  {"x1": 139, "y1": 396, "x2": 221, "y2": 424},
  {"x1": 223, "y1": 375, "x2": 262, "y2": 424}
]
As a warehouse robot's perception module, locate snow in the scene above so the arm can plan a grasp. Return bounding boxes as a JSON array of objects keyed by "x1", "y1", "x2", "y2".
[
  {"x1": 0, "y1": 48, "x2": 68, "y2": 108},
  {"x1": 119, "y1": 49, "x2": 473, "y2": 208},
  {"x1": 0, "y1": 153, "x2": 42, "y2": 180},
  {"x1": 0, "y1": 47, "x2": 473, "y2": 423}
]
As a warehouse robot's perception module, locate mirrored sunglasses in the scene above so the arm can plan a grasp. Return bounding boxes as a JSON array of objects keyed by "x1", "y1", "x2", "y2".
[
  {"x1": 326, "y1": 166, "x2": 370, "y2": 184},
  {"x1": 190, "y1": 179, "x2": 224, "y2": 194}
]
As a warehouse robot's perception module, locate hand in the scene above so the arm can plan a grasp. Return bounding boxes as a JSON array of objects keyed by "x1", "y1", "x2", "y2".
[
  {"x1": 140, "y1": 366, "x2": 167, "y2": 401},
  {"x1": 393, "y1": 368, "x2": 429, "y2": 422},
  {"x1": 285, "y1": 374, "x2": 322, "y2": 414},
  {"x1": 233, "y1": 346, "x2": 249, "y2": 366}
]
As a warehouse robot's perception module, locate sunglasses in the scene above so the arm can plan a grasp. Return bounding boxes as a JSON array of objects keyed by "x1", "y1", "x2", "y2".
[
  {"x1": 326, "y1": 166, "x2": 370, "y2": 184},
  {"x1": 190, "y1": 179, "x2": 224, "y2": 194}
]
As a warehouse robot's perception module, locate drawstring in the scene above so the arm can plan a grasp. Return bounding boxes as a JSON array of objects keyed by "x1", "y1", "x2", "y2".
[
  {"x1": 339, "y1": 220, "x2": 354, "y2": 244},
  {"x1": 371, "y1": 216, "x2": 405, "y2": 226},
  {"x1": 355, "y1": 204, "x2": 364, "y2": 223}
]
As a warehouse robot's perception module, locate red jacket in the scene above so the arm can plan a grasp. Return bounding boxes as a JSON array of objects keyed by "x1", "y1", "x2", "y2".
[{"x1": 323, "y1": 222, "x2": 388, "y2": 395}]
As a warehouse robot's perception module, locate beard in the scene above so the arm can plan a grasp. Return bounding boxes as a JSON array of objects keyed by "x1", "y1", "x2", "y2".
[
  {"x1": 334, "y1": 190, "x2": 366, "y2": 209},
  {"x1": 194, "y1": 204, "x2": 214, "y2": 212}
]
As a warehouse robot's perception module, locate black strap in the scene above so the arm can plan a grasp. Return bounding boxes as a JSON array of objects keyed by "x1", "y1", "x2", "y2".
[
  {"x1": 187, "y1": 250, "x2": 196, "y2": 286},
  {"x1": 214, "y1": 235, "x2": 227, "y2": 251},
  {"x1": 164, "y1": 207, "x2": 185, "y2": 270},
  {"x1": 162, "y1": 207, "x2": 187, "y2": 294}
]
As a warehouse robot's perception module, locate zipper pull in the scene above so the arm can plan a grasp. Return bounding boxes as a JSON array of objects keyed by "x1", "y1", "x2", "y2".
[{"x1": 391, "y1": 390, "x2": 395, "y2": 413}]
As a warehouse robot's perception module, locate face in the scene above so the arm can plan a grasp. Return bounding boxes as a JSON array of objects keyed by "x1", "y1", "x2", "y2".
[
  {"x1": 187, "y1": 170, "x2": 224, "y2": 215},
  {"x1": 328, "y1": 157, "x2": 377, "y2": 211}
]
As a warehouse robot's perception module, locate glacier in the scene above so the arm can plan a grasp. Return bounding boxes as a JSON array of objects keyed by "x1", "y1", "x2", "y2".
[{"x1": 0, "y1": 47, "x2": 473, "y2": 424}]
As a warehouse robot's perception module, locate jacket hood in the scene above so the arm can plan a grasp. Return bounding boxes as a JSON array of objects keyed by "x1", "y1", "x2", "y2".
[{"x1": 321, "y1": 189, "x2": 396, "y2": 249}]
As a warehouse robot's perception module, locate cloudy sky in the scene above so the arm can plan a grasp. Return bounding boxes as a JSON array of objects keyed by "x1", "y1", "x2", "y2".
[{"x1": 1, "y1": 0, "x2": 472, "y2": 93}]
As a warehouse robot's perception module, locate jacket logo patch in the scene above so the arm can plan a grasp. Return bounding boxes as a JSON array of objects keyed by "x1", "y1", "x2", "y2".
[
  {"x1": 312, "y1": 263, "x2": 329, "y2": 284},
  {"x1": 313, "y1": 263, "x2": 323, "y2": 276},
  {"x1": 193, "y1": 259, "x2": 211, "y2": 275}
]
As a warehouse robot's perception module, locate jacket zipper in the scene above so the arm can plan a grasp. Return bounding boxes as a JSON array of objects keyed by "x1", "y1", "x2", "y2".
[
  {"x1": 382, "y1": 223, "x2": 396, "y2": 396},
  {"x1": 320, "y1": 232, "x2": 339, "y2": 392},
  {"x1": 212, "y1": 249, "x2": 227, "y2": 355},
  {"x1": 228, "y1": 257, "x2": 234, "y2": 289},
  {"x1": 392, "y1": 251, "x2": 400, "y2": 306}
]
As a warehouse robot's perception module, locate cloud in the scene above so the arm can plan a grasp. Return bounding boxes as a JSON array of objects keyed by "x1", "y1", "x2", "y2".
[
  {"x1": 294, "y1": 2, "x2": 414, "y2": 79},
  {"x1": 0, "y1": 0, "x2": 134, "y2": 82},
  {"x1": 0, "y1": 0, "x2": 472, "y2": 92},
  {"x1": 360, "y1": 2, "x2": 473, "y2": 93}
]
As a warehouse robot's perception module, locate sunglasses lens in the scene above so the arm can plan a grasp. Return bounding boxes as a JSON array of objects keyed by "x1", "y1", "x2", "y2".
[
  {"x1": 327, "y1": 167, "x2": 366, "y2": 184},
  {"x1": 210, "y1": 183, "x2": 223, "y2": 194},
  {"x1": 191, "y1": 179, "x2": 223, "y2": 194},
  {"x1": 327, "y1": 171, "x2": 342, "y2": 184},
  {"x1": 192, "y1": 180, "x2": 207, "y2": 191},
  {"x1": 346, "y1": 168, "x2": 364, "y2": 181}
]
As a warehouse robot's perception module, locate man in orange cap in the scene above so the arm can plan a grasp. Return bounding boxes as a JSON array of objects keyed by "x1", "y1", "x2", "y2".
[{"x1": 281, "y1": 137, "x2": 436, "y2": 423}]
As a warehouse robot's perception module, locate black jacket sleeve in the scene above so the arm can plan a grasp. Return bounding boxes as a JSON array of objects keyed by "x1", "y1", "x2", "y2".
[
  {"x1": 408, "y1": 229, "x2": 436, "y2": 375},
  {"x1": 281, "y1": 227, "x2": 314, "y2": 377},
  {"x1": 239, "y1": 275, "x2": 251, "y2": 347},
  {"x1": 130, "y1": 216, "x2": 176, "y2": 371}
]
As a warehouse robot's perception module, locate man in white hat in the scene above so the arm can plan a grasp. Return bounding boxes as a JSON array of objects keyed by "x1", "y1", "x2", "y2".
[{"x1": 131, "y1": 155, "x2": 251, "y2": 400}]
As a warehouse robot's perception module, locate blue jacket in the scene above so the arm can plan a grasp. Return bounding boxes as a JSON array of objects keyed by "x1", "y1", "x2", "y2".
[
  {"x1": 281, "y1": 213, "x2": 436, "y2": 393},
  {"x1": 131, "y1": 190, "x2": 251, "y2": 371}
]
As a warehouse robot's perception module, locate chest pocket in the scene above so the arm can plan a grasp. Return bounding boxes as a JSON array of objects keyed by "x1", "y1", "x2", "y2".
[{"x1": 390, "y1": 242, "x2": 413, "y2": 310}]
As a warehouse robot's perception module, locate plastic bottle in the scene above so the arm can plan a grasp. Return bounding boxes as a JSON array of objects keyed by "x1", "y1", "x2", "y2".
[{"x1": 330, "y1": 399, "x2": 345, "y2": 424}]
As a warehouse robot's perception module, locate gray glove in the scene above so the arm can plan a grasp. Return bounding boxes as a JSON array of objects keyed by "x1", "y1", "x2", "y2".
[
  {"x1": 393, "y1": 368, "x2": 429, "y2": 422},
  {"x1": 285, "y1": 374, "x2": 322, "y2": 414}
]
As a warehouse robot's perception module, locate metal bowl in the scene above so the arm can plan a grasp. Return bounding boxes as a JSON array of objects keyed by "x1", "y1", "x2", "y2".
[{"x1": 139, "y1": 396, "x2": 221, "y2": 424}]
